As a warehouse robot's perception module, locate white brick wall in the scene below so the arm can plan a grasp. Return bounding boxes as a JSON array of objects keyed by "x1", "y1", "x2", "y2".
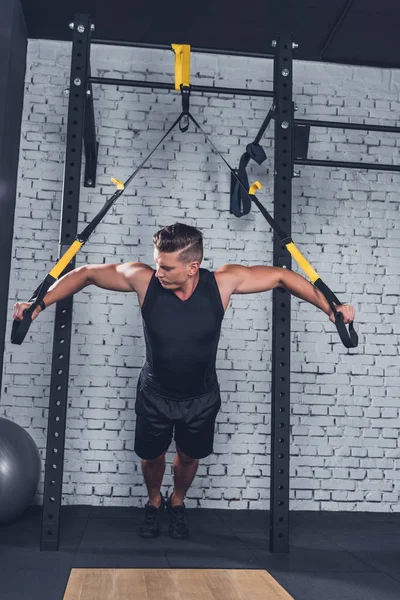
[{"x1": 2, "y1": 39, "x2": 400, "y2": 511}]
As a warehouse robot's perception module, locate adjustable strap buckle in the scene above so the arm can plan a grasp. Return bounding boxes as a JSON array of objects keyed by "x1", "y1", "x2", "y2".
[
  {"x1": 179, "y1": 85, "x2": 191, "y2": 132},
  {"x1": 171, "y1": 43, "x2": 191, "y2": 132}
]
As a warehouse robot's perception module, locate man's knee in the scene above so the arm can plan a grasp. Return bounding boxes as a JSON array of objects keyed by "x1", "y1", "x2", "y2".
[{"x1": 142, "y1": 449, "x2": 167, "y2": 465}]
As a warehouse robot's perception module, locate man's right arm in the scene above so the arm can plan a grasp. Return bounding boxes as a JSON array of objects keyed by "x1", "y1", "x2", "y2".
[
  {"x1": 13, "y1": 262, "x2": 152, "y2": 322},
  {"x1": 84, "y1": 262, "x2": 152, "y2": 292}
]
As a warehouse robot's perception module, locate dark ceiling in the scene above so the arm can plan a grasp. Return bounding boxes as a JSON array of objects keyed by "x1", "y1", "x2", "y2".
[{"x1": 20, "y1": 0, "x2": 400, "y2": 70}]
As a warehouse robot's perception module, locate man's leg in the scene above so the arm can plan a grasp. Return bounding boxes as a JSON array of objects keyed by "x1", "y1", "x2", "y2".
[
  {"x1": 166, "y1": 390, "x2": 219, "y2": 538},
  {"x1": 171, "y1": 443, "x2": 199, "y2": 506},
  {"x1": 165, "y1": 444, "x2": 199, "y2": 539},
  {"x1": 141, "y1": 449, "x2": 167, "y2": 507}
]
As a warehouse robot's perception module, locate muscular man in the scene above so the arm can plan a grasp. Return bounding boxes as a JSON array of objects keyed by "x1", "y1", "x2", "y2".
[{"x1": 13, "y1": 223, "x2": 355, "y2": 539}]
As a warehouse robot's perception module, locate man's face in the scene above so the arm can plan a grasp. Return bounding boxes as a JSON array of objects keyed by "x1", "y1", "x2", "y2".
[{"x1": 153, "y1": 248, "x2": 199, "y2": 289}]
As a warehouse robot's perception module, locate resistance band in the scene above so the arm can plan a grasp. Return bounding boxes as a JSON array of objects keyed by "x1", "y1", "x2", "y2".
[
  {"x1": 230, "y1": 106, "x2": 274, "y2": 217},
  {"x1": 186, "y1": 112, "x2": 358, "y2": 349},
  {"x1": 12, "y1": 44, "x2": 193, "y2": 345},
  {"x1": 12, "y1": 46, "x2": 357, "y2": 349},
  {"x1": 11, "y1": 113, "x2": 186, "y2": 345}
]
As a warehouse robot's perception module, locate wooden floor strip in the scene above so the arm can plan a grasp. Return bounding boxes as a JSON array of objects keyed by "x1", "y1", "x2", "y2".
[{"x1": 64, "y1": 569, "x2": 294, "y2": 600}]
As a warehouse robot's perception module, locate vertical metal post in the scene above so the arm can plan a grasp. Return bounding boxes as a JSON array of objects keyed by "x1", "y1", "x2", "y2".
[
  {"x1": 0, "y1": 0, "x2": 27, "y2": 392},
  {"x1": 270, "y1": 33, "x2": 293, "y2": 553},
  {"x1": 40, "y1": 14, "x2": 92, "y2": 551},
  {"x1": 83, "y1": 65, "x2": 98, "y2": 187}
]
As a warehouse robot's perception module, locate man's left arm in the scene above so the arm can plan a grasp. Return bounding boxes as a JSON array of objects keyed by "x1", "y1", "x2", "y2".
[{"x1": 216, "y1": 264, "x2": 354, "y2": 324}]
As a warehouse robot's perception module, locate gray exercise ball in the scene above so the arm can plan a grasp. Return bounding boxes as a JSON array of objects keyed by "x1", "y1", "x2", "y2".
[{"x1": 0, "y1": 417, "x2": 41, "y2": 524}]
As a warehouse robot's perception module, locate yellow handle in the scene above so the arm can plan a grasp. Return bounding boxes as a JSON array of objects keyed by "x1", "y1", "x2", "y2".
[
  {"x1": 249, "y1": 181, "x2": 262, "y2": 195},
  {"x1": 171, "y1": 43, "x2": 191, "y2": 90},
  {"x1": 285, "y1": 242, "x2": 320, "y2": 283},
  {"x1": 49, "y1": 240, "x2": 83, "y2": 279}
]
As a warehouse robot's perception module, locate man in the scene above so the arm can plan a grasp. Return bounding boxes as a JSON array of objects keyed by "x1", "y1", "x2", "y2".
[{"x1": 13, "y1": 222, "x2": 355, "y2": 539}]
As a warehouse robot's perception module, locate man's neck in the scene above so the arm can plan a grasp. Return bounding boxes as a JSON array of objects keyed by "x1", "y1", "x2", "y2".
[{"x1": 173, "y1": 271, "x2": 201, "y2": 300}]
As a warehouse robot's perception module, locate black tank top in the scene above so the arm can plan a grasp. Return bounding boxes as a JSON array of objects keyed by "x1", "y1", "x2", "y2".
[{"x1": 140, "y1": 268, "x2": 225, "y2": 399}]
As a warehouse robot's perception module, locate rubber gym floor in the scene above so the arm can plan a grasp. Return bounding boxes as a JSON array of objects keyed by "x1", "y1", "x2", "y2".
[{"x1": 2, "y1": 506, "x2": 400, "y2": 599}]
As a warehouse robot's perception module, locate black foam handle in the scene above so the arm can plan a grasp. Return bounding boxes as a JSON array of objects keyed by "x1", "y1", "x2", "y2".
[
  {"x1": 11, "y1": 309, "x2": 33, "y2": 345},
  {"x1": 334, "y1": 312, "x2": 358, "y2": 349},
  {"x1": 313, "y1": 278, "x2": 358, "y2": 349},
  {"x1": 10, "y1": 274, "x2": 54, "y2": 345}
]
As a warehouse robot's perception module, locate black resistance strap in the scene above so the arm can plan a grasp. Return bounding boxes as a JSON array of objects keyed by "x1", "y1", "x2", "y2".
[
  {"x1": 230, "y1": 106, "x2": 273, "y2": 217},
  {"x1": 187, "y1": 112, "x2": 358, "y2": 349},
  {"x1": 12, "y1": 105, "x2": 358, "y2": 349},
  {"x1": 11, "y1": 113, "x2": 184, "y2": 345}
]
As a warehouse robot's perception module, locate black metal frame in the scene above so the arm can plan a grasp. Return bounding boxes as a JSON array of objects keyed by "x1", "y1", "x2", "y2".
[
  {"x1": 38, "y1": 12, "x2": 400, "y2": 553},
  {"x1": 295, "y1": 158, "x2": 400, "y2": 172},
  {"x1": 83, "y1": 66, "x2": 98, "y2": 187},
  {"x1": 293, "y1": 118, "x2": 400, "y2": 172},
  {"x1": 89, "y1": 76, "x2": 273, "y2": 98},
  {"x1": 91, "y1": 38, "x2": 274, "y2": 60},
  {"x1": 270, "y1": 33, "x2": 293, "y2": 553},
  {"x1": 294, "y1": 118, "x2": 400, "y2": 133},
  {"x1": 40, "y1": 14, "x2": 93, "y2": 551}
]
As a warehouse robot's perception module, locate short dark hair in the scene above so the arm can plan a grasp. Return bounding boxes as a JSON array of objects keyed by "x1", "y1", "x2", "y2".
[{"x1": 153, "y1": 223, "x2": 203, "y2": 263}]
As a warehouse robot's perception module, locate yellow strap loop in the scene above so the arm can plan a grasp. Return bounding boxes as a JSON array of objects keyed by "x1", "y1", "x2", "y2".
[
  {"x1": 111, "y1": 177, "x2": 125, "y2": 190},
  {"x1": 249, "y1": 181, "x2": 262, "y2": 195},
  {"x1": 171, "y1": 44, "x2": 191, "y2": 90}
]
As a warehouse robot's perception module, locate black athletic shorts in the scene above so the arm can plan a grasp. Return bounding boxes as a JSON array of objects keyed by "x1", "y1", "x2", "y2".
[{"x1": 134, "y1": 379, "x2": 221, "y2": 460}]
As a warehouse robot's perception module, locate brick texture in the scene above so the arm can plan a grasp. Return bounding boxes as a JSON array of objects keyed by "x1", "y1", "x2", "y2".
[{"x1": 2, "y1": 40, "x2": 400, "y2": 511}]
